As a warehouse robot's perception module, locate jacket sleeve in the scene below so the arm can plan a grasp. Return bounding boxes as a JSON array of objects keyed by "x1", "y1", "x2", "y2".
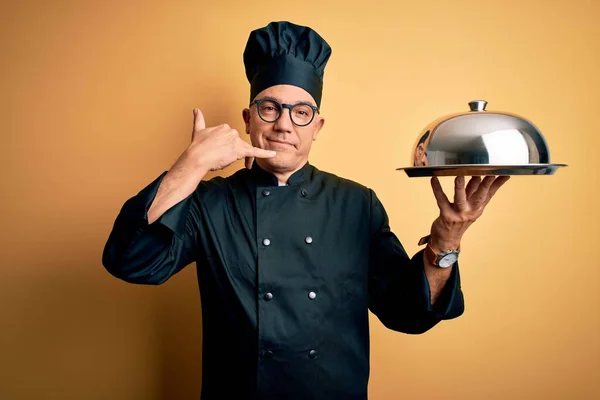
[
  {"x1": 367, "y1": 189, "x2": 465, "y2": 334},
  {"x1": 102, "y1": 171, "x2": 203, "y2": 285}
]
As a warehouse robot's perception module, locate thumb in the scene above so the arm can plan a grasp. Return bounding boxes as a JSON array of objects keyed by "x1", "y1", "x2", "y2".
[{"x1": 193, "y1": 108, "x2": 206, "y2": 132}]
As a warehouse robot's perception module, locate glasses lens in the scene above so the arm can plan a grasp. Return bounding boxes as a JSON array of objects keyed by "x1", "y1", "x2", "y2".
[
  {"x1": 258, "y1": 100, "x2": 281, "y2": 122},
  {"x1": 291, "y1": 104, "x2": 314, "y2": 126}
]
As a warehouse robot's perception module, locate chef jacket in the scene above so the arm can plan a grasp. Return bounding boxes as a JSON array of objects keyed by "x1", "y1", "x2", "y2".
[{"x1": 102, "y1": 161, "x2": 464, "y2": 400}]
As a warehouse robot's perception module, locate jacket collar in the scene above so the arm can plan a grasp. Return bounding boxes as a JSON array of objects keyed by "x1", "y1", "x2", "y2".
[{"x1": 250, "y1": 161, "x2": 314, "y2": 186}]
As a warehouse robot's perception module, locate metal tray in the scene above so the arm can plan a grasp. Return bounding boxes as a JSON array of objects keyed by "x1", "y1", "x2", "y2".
[{"x1": 397, "y1": 164, "x2": 568, "y2": 177}]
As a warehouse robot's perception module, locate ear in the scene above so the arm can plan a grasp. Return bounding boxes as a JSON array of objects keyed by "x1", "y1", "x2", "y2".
[
  {"x1": 242, "y1": 108, "x2": 251, "y2": 135},
  {"x1": 312, "y1": 116, "x2": 325, "y2": 141}
]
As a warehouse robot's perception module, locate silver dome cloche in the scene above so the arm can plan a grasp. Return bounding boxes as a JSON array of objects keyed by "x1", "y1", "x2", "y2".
[{"x1": 398, "y1": 100, "x2": 567, "y2": 177}]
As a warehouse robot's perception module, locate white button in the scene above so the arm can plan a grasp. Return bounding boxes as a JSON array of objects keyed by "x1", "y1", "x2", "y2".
[
  {"x1": 263, "y1": 238, "x2": 271, "y2": 246},
  {"x1": 305, "y1": 236, "x2": 313, "y2": 244},
  {"x1": 308, "y1": 291, "x2": 316, "y2": 300}
]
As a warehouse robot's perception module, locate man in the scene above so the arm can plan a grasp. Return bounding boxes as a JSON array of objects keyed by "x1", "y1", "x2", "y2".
[
  {"x1": 414, "y1": 131, "x2": 430, "y2": 166},
  {"x1": 102, "y1": 21, "x2": 509, "y2": 399}
]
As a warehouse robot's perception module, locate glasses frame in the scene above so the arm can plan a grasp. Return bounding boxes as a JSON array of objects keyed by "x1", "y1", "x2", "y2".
[{"x1": 250, "y1": 97, "x2": 319, "y2": 127}]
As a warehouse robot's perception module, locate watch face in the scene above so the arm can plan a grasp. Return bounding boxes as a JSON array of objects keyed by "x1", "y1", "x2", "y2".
[{"x1": 438, "y1": 253, "x2": 458, "y2": 268}]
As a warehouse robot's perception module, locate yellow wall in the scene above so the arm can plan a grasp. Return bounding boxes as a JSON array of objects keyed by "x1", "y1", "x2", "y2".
[{"x1": 2, "y1": 1, "x2": 598, "y2": 399}]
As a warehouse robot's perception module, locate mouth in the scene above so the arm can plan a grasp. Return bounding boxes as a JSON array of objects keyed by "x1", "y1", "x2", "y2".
[{"x1": 266, "y1": 138, "x2": 296, "y2": 148}]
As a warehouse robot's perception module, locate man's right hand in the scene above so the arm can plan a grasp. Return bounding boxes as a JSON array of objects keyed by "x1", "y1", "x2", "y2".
[
  {"x1": 186, "y1": 108, "x2": 276, "y2": 173},
  {"x1": 147, "y1": 109, "x2": 275, "y2": 224}
]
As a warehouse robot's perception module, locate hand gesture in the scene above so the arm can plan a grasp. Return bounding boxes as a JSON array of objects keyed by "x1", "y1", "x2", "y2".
[{"x1": 188, "y1": 108, "x2": 276, "y2": 172}]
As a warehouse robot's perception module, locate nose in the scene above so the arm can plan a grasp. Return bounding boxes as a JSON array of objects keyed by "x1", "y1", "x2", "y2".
[{"x1": 273, "y1": 107, "x2": 294, "y2": 133}]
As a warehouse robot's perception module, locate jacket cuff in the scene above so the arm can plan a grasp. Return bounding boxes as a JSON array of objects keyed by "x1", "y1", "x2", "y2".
[
  {"x1": 118, "y1": 171, "x2": 193, "y2": 239},
  {"x1": 412, "y1": 249, "x2": 464, "y2": 319}
]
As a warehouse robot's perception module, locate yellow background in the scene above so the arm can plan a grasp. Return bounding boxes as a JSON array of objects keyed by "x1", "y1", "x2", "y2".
[{"x1": 2, "y1": 0, "x2": 599, "y2": 399}]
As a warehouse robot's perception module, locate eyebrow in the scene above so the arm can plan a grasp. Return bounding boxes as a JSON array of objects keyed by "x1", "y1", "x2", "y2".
[{"x1": 257, "y1": 96, "x2": 316, "y2": 107}]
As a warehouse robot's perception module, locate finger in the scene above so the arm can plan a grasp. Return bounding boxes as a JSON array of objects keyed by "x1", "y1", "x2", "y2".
[
  {"x1": 245, "y1": 156, "x2": 254, "y2": 169},
  {"x1": 486, "y1": 176, "x2": 510, "y2": 200},
  {"x1": 243, "y1": 143, "x2": 277, "y2": 159},
  {"x1": 193, "y1": 108, "x2": 206, "y2": 132},
  {"x1": 471, "y1": 175, "x2": 496, "y2": 206},
  {"x1": 465, "y1": 176, "x2": 482, "y2": 199},
  {"x1": 453, "y1": 176, "x2": 468, "y2": 211},
  {"x1": 430, "y1": 176, "x2": 452, "y2": 212}
]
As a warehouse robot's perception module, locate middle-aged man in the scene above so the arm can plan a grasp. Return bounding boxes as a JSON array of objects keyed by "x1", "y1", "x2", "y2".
[{"x1": 103, "y1": 20, "x2": 509, "y2": 399}]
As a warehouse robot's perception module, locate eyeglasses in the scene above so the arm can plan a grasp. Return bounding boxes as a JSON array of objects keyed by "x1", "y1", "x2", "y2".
[{"x1": 250, "y1": 98, "x2": 319, "y2": 127}]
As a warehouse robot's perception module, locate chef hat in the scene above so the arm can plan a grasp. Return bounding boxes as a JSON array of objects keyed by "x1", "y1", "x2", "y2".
[{"x1": 243, "y1": 21, "x2": 332, "y2": 108}]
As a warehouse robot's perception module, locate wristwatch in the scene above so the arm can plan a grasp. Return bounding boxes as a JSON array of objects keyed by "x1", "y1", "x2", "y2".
[{"x1": 419, "y1": 235, "x2": 460, "y2": 268}]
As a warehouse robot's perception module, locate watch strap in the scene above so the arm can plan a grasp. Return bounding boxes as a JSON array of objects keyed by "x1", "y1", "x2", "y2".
[{"x1": 418, "y1": 234, "x2": 431, "y2": 246}]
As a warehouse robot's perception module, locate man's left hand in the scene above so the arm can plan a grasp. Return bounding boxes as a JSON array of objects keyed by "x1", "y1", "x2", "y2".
[{"x1": 428, "y1": 175, "x2": 510, "y2": 252}]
